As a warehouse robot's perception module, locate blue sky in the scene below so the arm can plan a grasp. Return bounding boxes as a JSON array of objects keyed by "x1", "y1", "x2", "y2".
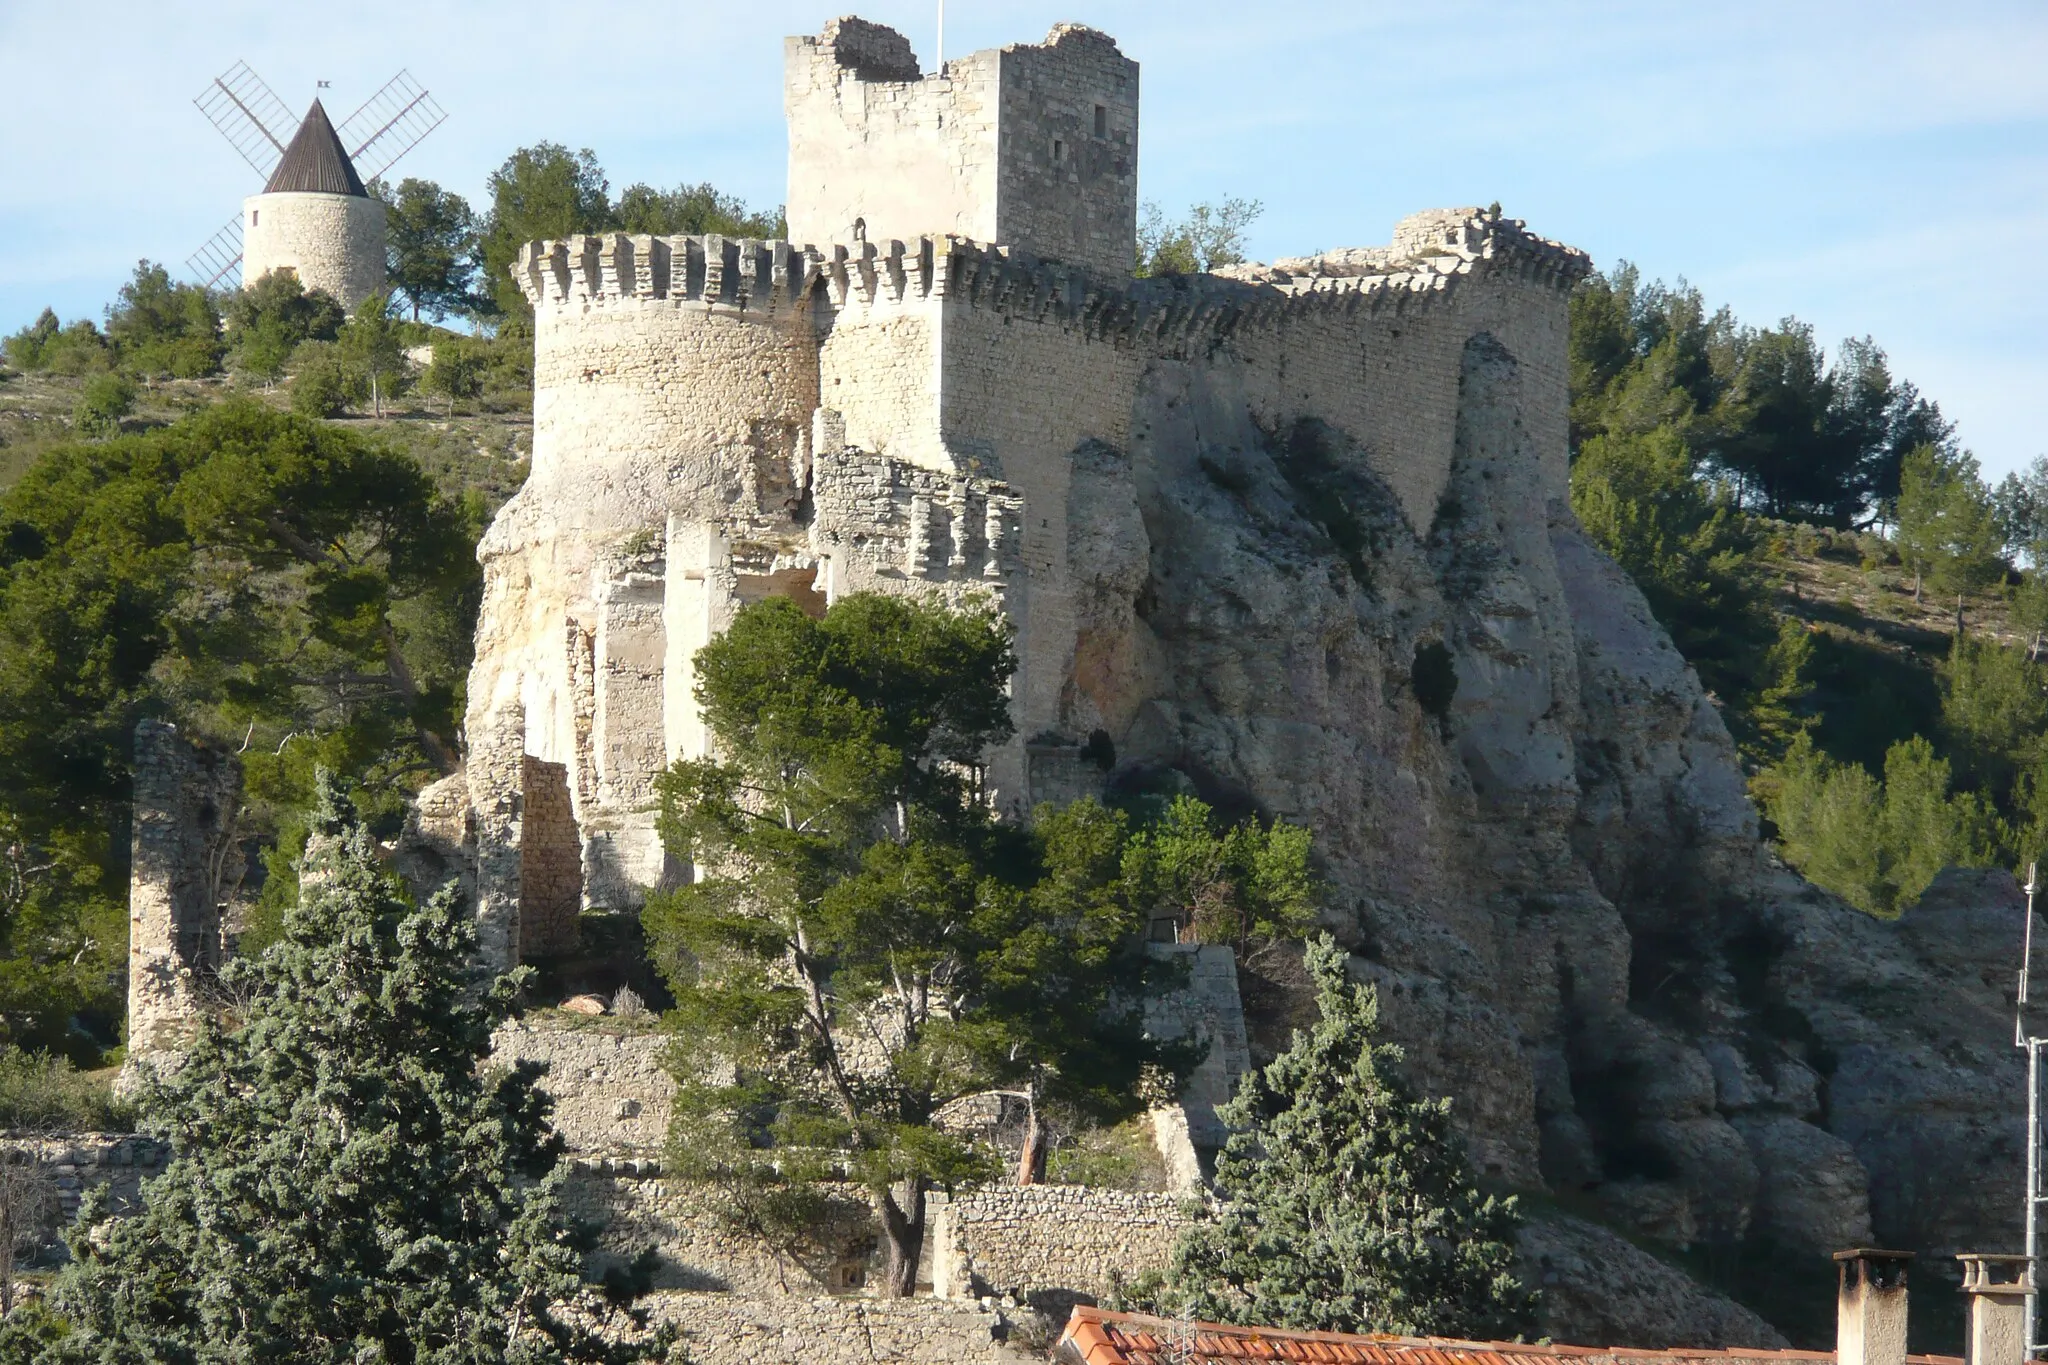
[{"x1": 0, "y1": 0, "x2": 2040, "y2": 475}]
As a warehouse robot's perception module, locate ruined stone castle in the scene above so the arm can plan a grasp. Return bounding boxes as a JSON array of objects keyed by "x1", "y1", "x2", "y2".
[
  {"x1": 460, "y1": 15, "x2": 1588, "y2": 967},
  {"x1": 117, "y1": 15, "x2": 2033, "y2": 1349}
]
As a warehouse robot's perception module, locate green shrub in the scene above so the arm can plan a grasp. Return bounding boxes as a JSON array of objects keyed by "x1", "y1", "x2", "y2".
[
  {"x1": 0, "y1": 1048, "x2": 130, "y2": 1132},
  {"x1": 3, "y1": 312, "x2": 114, "y2": 376},
  {"x1": 106, "y1": 261, "x2": 223, "y2": 378},
  {"x1": 289, "y1": 341, "x2": 362, "y2": 418},
  {"x1": 71, "y1": 372, "x2": 137, "y2": 439},
  {"x1": 422, "y1": 336, "x2": 487, "y2": 415}
]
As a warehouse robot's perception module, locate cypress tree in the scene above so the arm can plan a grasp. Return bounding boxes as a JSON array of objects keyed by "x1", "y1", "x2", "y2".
[
  {"x1": 4, "y1": 776, "x2": 661, "y2": 1363},
  {"x1": 1159, "y1": 933, "x2": 1535, "y2": 1339}
]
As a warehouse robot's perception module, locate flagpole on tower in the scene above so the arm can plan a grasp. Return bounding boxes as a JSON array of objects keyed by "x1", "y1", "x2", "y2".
[{"x1": 937, "y1": 0, "x2": 945, "y2": 71}]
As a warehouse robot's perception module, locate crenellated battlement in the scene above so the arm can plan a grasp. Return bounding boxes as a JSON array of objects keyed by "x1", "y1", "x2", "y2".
[
  {"x1": 516, "y1": 213, "x2": 1590, "y2": 353},
  {"x1": 513, "y1": 234, "x2": 821, "y2": 317}
]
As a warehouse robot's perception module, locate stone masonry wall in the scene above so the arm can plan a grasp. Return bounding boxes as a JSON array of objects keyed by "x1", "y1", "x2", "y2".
[
  {"x1": 930, "y1": 1185, "x2": 1190, "y2": 1304},
  {"x1": 565, "y1": 1169, "x2": 880, "y2": 1295},
  {"x1": 518, "y1": 756, "x2": 582, "y2": 955},
  {"x1": 644, "y1": 1292, "x2": 1032, "y2": 1365},
  {"x1": 991, "y1": 25, "x2": 1138, "y2": 277},
  {"x1": 491, "y1": 1024, "x2": 672, "y2": 1155},
  {"x1": 0, "y1": 1134, "x2": 169, "y2": 1257},
  {"x1": 241, "y1": 191, "x2": 387, "y2": 311},
  {"x1": 1139, "y1": 945, "x2": 1251, "y2": 1184}
]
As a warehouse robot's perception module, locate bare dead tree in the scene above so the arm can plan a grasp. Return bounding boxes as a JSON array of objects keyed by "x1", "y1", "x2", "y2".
[{"x1": 0, "y1": 1150, "x2": 57, "y2": 1317}]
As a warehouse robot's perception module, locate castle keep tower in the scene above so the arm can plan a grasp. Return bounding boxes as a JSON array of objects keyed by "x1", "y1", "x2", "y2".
[
  {"x1": 786, "y1": 17, "x2": 1138, "y2": 275},
  {"x1": 240, "y1": 99, "x2": 387, "y2": 309}
]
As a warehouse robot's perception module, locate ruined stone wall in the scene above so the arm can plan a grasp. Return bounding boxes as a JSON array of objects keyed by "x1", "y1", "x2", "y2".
[
  {"x1": 517, "y1": 757, "x2": 582, "y2": 954},
  {"x1": 126, "y1": 720, "x2": 242, "y2": 1061},
  {"x1": 1139, "y1": 945, "x2": 1251, "y2": 1183},
  {"x1": 491, "y1": 1024, "x2": 672, "y2": 1155},
  {"x1": 241, "y1": 191, "x2": 386, "y2": 312},
  {"x1": 930, "y1": 1186, "x2": 1189, "y2": 1304},
  {"x1": 642, "y1": 1292, "x2": 1030, "y2": 1365},
  {"x1": 566, "y1": 1169, "x2": 880, "y2": 1295},
  {"x1": 0, "y1": 1133, "x2": 168, "y2": 1233}
]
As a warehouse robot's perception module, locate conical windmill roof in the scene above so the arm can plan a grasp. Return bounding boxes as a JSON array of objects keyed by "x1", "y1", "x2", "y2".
[{"x1": 263, "y1": 99, "x2": 369, "y2": 197}]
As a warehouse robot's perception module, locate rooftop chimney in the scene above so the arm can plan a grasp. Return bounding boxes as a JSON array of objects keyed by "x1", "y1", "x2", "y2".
[
  {"x1": 1957, "y1": 1255, "x2": 2029, "y2": 1365},
  {"x1": 1837, "y1": 1249, "x2": 1914, "y2": 1365}
]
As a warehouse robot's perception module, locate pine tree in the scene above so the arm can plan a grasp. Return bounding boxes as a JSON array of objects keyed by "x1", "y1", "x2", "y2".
[
  {"x1": 1157, "y1": 934, "x2": 1535, "y2": 1339},
  {"x1": 2, "y1": 776, "x2": 663, "y2": 1363},
  {"x1": 646, "y1": 594, "x2": 1190, "y2": 1297}
]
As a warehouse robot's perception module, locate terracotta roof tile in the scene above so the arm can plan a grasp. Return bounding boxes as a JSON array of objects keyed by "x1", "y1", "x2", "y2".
[{"x1": 1056, "y1": 1307, "x2": 1965, "y2": 1365}]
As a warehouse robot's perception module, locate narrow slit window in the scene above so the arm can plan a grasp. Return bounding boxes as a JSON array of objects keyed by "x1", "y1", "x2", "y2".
[
  {"x1": 1053, "y1": 139, "x2": 1064, "y2": 163},
  {"x1": 251, "y1": 209, "x2": 259, "y2": 226},
  {"x1": 1093, "y1": 104, "x2": 1107, "y2": 137}
]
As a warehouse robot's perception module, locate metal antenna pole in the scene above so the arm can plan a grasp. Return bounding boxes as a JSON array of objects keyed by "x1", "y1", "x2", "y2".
[{"x1": 2021, "y1": 863, "x2": 2041, "y2": 1353}]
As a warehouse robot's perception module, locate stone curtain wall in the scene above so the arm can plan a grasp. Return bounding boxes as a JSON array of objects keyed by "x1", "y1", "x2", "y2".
[
  {"x1": 241, "y1": 191, "x2": 387, "y2": 312},
  {"x1": 930, "y1": 1186, "x2": 1190, "y2": 1303}
]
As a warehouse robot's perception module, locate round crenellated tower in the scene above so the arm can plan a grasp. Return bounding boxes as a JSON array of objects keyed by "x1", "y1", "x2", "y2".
[{"x1": 241, "y1": 99, "x2": 387, "y2": 310}]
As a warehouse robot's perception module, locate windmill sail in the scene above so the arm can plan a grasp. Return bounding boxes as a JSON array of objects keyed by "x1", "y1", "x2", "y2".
[
  {"x1": 185, "y1": 215, "x2": 244, "y2": 291},
  {"x1": 338, "y1": 70, "x2": 447, "y2": 185},
  {"x1": 194, "y1": 61, "x2": 298, "y2": 181}
]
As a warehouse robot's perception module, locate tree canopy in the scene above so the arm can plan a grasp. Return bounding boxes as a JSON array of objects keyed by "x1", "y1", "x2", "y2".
[
  {"x1": 0, "y1": 401, "x2": 478, "y2": 1045},
  {"x1": 380, "y1": 177, "x2": 482, "y2": 322},
  {"x1": 1569, "y1": 265, "x2": 1951, "y2": 528},
  {"x1": 644, "y1": 593, "x2": 1197, "y2": 1295},
  {"x1": 1151, "y1": 934, "x2": 1535, "y2": 1339},
  {"x1": 0, "y1": 779, "x2": 661, "y2": 1363},
  {"x1": 1136, "y1": 198, "x2": 1263, "y2": 277}
]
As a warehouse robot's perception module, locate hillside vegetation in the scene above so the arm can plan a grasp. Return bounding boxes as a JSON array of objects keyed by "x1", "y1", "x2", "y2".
[{"x1": 1568, "y1": 265, "x2": 2048, "y2": 916}]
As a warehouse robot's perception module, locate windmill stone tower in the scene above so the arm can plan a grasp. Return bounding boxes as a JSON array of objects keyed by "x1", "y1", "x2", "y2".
[
  {"x1": 187, "y1": 64, "x2": 446, "y2": 308},
  {"x1": 241, "y1": 99, "x2": 387, "y2": 309}
]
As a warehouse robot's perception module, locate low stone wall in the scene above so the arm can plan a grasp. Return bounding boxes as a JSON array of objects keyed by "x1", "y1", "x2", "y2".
[
  {"x1": 566, "y1": 1168, "x2": 878, "y2": 1295},
  {"x1": 568, "y1": 1169, "x2": 1192, "y2": 1308},
  {"x1": 644, "y1": 1291, "x2": 1035, "y2": 1365},
  {"x1": 932, "y1": 1185, "x2": 1191, "y2": 1304},
  {"x1": 0, "y1": 1132, "x2": 170, "y2": 1249},
  {"x1": 491, "y1": 1024, "x2": 673, "y2": 1154}
]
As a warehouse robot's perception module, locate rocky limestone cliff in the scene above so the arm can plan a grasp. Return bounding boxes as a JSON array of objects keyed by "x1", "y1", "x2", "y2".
[{"x1": 1055, "y1": 331, "x2": 2025, "y2": 1346}]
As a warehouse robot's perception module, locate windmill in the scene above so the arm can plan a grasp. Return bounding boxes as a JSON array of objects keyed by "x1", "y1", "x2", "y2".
[{"x1": 185, "y1": 61, "x2": 447, "y2": 294}]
